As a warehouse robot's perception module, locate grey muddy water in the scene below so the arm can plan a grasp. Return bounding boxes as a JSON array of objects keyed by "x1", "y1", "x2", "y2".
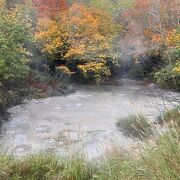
[{"x1": 0, "y1": 79, "x2": 180, "y2": 159}]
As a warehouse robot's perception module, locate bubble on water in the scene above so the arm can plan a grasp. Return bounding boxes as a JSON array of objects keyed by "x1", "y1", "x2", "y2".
[
  {"x1": 117, "y1": 94, "x2": 125, "y2": 96},
  {"x1": 76, "y1": 103, "x2": 83, "y2": 107},
  {"x1": 34, "y1": 126, "x2": 50, "y2": 134},
  {"x1": 14, "y1": 134, "x2": 28, "y2": 144},
  {"x1": 65, "y1": 104, "x2": 71, "y2": 107},
  {"x1": 129, "y1": 86, "x2": 140, "y2": 90},
  {"x1": 55, "y1": 106, "x2": 62, "y2": 110},
  {"x1": 44, "y1": 136, "x2": 56, "y2": 144},
  {"x1": 14, "y1": 145, "x2": 31, "y2": 153},
  {"x1": 34, "y1": 100, "x2": 44, "y2": 104},
  {"x1": 44, "y1": 101, "x2": 49, "y2": 104},
  {"x1": 87, "y1": 94, "x2": 92, "y2": 97}
]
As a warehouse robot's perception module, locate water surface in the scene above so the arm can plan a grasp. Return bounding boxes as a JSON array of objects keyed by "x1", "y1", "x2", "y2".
[{"x1": 0, "y1": 79, "x2": 179, "y2": 158}]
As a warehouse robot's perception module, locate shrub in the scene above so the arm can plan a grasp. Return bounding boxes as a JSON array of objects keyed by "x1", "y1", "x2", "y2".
[
  {"x1": 158, "y1": 106, "x2": 180, "y2": 125},
  {"x1": 155, "y1": 64, "x2": 180, "y2": 90},
  {"x1": 116, "y1": 114, "x2": 153, "y2": 139},
  {"x1": 154, "y1": 27, "x2": 180, "y2": 90}
]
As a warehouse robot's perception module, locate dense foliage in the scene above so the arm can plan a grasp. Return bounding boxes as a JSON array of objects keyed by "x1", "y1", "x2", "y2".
[
  {"x1": 0, "y1": 0, "x2": 179, "y2": 110},
  {"x1": 88, "y1": 0, "x2": 133, "y2": 17},
  {"x1": 155, "y1": 27, "x2": 180, "y2": 89},
  {"x1": 1, "y1": 0, "x2": 179, "y2": 88},
  {"x1": 0, "y1": 0, "x2": 35, "y2": 111},
  {"x1": 35, "y1": 3, "x2": 120, "y2": 83},
  {"x1": 124, "y1": 0, "x2": 180, "y2": 89},
  {"x1": 0, "y1": 0, "x2": 32, "y2": 86}
]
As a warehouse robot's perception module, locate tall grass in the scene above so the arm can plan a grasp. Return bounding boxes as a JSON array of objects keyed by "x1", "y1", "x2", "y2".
[
  {"x1": 116, "y1": 114, "x2": 153, "y2": 139},
  {"x1": 0, "y1": 131, "x2": 179, "y2": 179},
  {"x1": 0, "y1": 153, "x2": 93, "y2": 180},
  {"x1": 97, "y1": 131, "x2": 180, "y2": 180},
  {"x1": 158, "y1": 105, "x2": 180, "y2": 126},
  {"x1": 0, "y1": 108, "x2": 179, "y2": 179}
]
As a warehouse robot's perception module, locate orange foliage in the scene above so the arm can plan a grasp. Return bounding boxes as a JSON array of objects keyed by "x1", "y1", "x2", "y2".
[
  {"x1": 125, "y1": 0, "x2": 180, "y2": 48},
  {"x1": 35, "y1": 3, "x2": 120, "y2": 82},
  {"x1": 36, "y1": 3, "x2": 119, "y2": 59},
  {"x1": 166, "y1": 29, "x2": 180, "y2": 48},
  {"x1": 23, "y1": 0, "x2": 68, "y2": 18}
]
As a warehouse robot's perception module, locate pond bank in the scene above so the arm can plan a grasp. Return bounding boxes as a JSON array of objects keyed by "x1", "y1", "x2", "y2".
[{"x1": 0, "y1": 82, "x2": 75, "y2": 122}]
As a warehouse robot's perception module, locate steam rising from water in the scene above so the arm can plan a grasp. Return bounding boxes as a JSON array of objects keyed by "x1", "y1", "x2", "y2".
[{"x1": 0, "y1": 79, "x2": 179, "y2": 158}]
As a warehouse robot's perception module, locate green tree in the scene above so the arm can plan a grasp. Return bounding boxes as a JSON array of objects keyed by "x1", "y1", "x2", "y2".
[{"x1": 0, "y1": 0, "x2": 32, "y2": 86}]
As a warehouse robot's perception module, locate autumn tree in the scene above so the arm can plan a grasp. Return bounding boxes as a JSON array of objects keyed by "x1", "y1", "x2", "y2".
[
  {"x1": 31, "y1": 0, "x2": 68, "y2": 18},
  {"x1": 129, "y1": 0, "x2": 180, "y2": 47},
  {"x1": 122, "y1": 0, "x2": 180, "y2": 89},
  {"x1": 35, "y1": 3, "x2": 121, "y2": 83}
]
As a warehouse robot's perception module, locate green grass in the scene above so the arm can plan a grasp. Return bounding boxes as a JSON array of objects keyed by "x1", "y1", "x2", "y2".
[
  {"x1": 96, "y1": 131, "x2": 180, "y2": 180},
  {"x1": 0, "y1": 111, "x2": 179, "y2": 180},
  {"x1": 158, "y1": 106, "x2": 180, "y2": 126},
  {"x1": 0, "y1": 153, "x2": 93, "y2": 180},
  {"x1": 0, "y1": 130, "x2": 179, "y2": 180},
  {"x1": 116, "y1": 114, "x2": 153, "y2": 139}
]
